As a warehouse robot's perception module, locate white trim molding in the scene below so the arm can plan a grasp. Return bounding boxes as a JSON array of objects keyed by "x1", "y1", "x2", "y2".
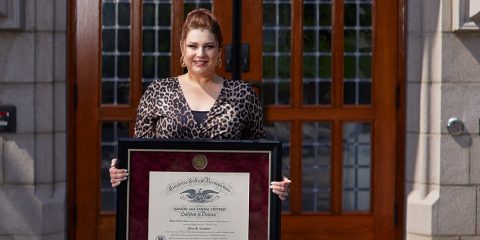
[
  {"x1": 0, "y1": 0, "x2": 24, "y2": 30},
  {"x1": 452, "y1": 0, "x2": 480, "y2": 31}
]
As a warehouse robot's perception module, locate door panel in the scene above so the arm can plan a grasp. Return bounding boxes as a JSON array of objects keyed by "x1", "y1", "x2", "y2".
[{"x1": 73, "y1": 0, "x2": 400, "y2": 239}]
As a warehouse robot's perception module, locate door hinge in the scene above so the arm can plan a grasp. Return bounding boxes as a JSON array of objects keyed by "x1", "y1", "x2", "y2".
[
  {"x1": 73, "y1": 84, "x2": 78, "y2": 110},
  {"x1": 395, "y1": 85, "x2": 400, "y2": 109}
]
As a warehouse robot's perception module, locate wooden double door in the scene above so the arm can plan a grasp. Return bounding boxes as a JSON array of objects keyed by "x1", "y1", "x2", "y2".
[{"x1": 70, "y1": 0, "x2": 403, "y2": 239}]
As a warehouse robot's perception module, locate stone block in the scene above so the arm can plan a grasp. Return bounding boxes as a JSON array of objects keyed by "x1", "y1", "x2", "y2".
[
  {"x1": 407, "y1": 33, "x2": 422, "y2": 83},
  {"x1": 442, "y1": 33, "x2": 480, "y2": 83},
  {"x1": 437, "y1": 186, "x2": 476, "y2": 235},
  {"x1": 406, "y1": 234, "x2": 459, "y2": 240},
  {"x1": 471, "y1": 136, "x2": 480, "y2": 184},
  {"x1": 421, "y1": 32, "x2": 442, "y2": 83},
  {"x1": 54, "y1": 82, "x2": 66, "y2": 132},
  {"x1": 421, "y1": 0, "x2": 442, "y2": 33},
  {"x1": 442, "y1": 0, "x2": 452, "y2": 32},
  {"x1": 406, "y1": 189, "x2": 439, "y2": 235},
  {"x1": 0, "y1": 33, "x2": 35, "y2": 83},
  {"x1": 54, "y1": 132, "x2": 66, "y2": 182},
  {"x1": 477, "y1": 186, "x2": 480, "y2": 236},
  {"x1": 440, "y1": 135, "x2": 470, "y2": 185},
  {"x1": 24, "y1": 0, "x2": 35, "y2": 31},
  {"x1": 12, "y1": 232, "x2": 65, "y2": 240},
  {"x1": 407, "y1": 0, "x2": 422, "y2": 33},
  {"x1": 406, "y1": 83, "x2": 420, "y2": 132},
  {"x1": 55, "y1": 0, "x2": 66, "y2": 32},
  {"x1": 35, "y1": 33, "x2": 54, "y2": 83},
  {"x1": 407, "y1": 82, "x2": 442, "y2": 134},
  {"x1": 4, "y1": 134, "x2": 34, "y2": 184},
  {"x1": 461, "y1": 236, "x2": 480, "y2": 240},
  {"x1": 34, "y1": 133, "x2": 54, "y2": 184},
  {"x1": 423, "y1": 82, "x2": 442, "y2": 133},
  {"x1": 406, "y1": 133, "x2": 440, "y2": 184},
  {"x1": 0, "y1": 84, "x2": 35, "y2": 133},
  {"x1": 39, "y1": 188, "x2": 65, "y2": 233},
  {"x1": 0, "y1": 137, "x2": 4, "y2": 184},
  {"x1": 35, "y1": 0, "x2": 55, "y2": 32},
  {"x1": 441, "y1": 84, "x2": 480, "y2": 135},
  {"x1": 0, "y1": 184, "x2": 65, "y2": 236},
  {"x1": 0, "y1": 186, "x2": 42, "y2": 234},
  {"x1": 54, "y1": 33, "x2": 66, "y2": 82},
  {"x1": 35, "y1": 83, "x2": 54, "y2": 132},
  {"x1": 0, "y1": 236, "x2": 13, "y2": 240}
]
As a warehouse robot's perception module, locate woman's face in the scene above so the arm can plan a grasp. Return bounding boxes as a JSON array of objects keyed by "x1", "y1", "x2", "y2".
[{"x1": 181, "y1": 29, "x2": 220, "y2": 77}]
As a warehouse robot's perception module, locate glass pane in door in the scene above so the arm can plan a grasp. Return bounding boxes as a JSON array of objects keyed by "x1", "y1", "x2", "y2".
[
  {"x1": 263, "y1": 0, "x2": 291, "y2": 106},
  {"x1": 184, "y1": 0, "x2": 212, "y2": 17},
  {"x1": 142, "y1": 0, "x2": 172, "y2": 92},
  {"x1": 303, "y1": 0, "x2": 332, "y2": 105},
  {"x1": 100, "y1": 121, "x2": 130, "y2": 211},
  {"x1": 102, "y1": 0, "x2": 131, "y2": 104},
  {"x1": 343, "y1": 0, "x2": 372, "y2": 105},
  {"x1": 342, "y1": 122, "x2": 371, "y2": 211},
  {"x1": 264, "y1": 122, "x2": 291, "y2": 211},
  {"x1": 302, "y1": 122, "x2": 331, "y2": 212}
]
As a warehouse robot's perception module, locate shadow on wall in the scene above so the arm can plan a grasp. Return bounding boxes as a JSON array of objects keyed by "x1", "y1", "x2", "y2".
[
  {"x1": 0, "y1": 136, "x2": 66, "y2": 236},
  {"x1": 405, "y1": 0, "x2": 442, "y2": 200}
]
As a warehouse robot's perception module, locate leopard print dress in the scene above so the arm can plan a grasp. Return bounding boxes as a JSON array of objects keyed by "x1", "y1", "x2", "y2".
[{"x1": 134, "y1": 77, "x2": 264, "y2": 139}]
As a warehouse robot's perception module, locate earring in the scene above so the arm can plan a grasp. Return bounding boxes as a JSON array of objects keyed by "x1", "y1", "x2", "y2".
[
  {"x1": 217, "y1": 57, "x2": 222, "y2": 68},
  {"x1": 180, "y1": 56, "x2": 186, "y2": 68}
]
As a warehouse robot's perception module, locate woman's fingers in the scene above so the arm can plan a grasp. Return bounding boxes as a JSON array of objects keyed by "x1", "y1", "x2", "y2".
[
  {"x1": 109, "y1": 162, "x2": 128, "y2": 187},
  {"x1": 270, "y1": 177, "x2": 292, "y2": 201},
  {"x1": 111, "y1": 158, "x2": 118, "y2": 167}
]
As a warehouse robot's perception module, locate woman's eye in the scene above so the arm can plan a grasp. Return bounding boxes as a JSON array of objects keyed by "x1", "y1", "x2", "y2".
[{"x1": 188, "y1": 45, "x2": 197, "y2": 49}]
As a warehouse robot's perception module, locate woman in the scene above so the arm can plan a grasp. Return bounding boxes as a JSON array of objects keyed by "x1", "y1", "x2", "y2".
[{"x1": 110, "y1": 8, "x2": 290, "y2": 200}]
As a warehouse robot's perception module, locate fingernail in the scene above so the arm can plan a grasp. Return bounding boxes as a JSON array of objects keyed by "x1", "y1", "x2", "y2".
[{"x1": 125, "y1": 172, "x2": 129, "y2": 176}]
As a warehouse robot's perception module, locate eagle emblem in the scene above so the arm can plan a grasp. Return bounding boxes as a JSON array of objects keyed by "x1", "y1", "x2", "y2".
[{"x1": 179, "y1": 188, "x2": 220, "y2": 203}]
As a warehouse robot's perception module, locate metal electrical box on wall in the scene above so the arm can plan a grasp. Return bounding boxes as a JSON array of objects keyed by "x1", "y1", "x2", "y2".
[{"x1": 0, "y1": 106, "x2": 16, "y2": 133}]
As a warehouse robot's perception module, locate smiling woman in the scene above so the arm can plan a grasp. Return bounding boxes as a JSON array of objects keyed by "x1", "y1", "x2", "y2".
[{"x1": 109, "y1": 8, "x2": 291, "y2": 200}]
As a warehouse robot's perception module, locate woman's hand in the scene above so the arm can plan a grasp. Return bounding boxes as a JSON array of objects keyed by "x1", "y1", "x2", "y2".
[
  {"x1": 109, "y1": 158, "x2": 128, "y2": 187},
  {"x1": 270, "y1": 177, "x2": 291, "y2": 201}
]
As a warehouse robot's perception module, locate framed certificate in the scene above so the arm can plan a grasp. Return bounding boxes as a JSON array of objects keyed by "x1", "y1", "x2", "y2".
[{"x1": 116, "y1": 139, "x2": 282, "y2": 240}]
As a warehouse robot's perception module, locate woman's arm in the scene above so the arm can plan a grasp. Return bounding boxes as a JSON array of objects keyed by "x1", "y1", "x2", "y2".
[
  {"x1": 243, "y1": 84, "x2": 265, "y2": 139},
  {"x1": 134, "y1": 83, "x2": 159, "y2": 138}
]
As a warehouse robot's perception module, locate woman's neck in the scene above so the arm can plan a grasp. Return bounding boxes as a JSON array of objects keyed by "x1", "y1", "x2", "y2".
[{"x1": 186, "y1": 73, "x2": 219, "y2": 85}]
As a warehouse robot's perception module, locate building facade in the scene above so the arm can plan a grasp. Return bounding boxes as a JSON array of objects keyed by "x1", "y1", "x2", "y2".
[
  {"x1": 0, "y1": 0, "x2": 479, "y2": 239},
  {"x1": 0, "y1": 0, "x2": 67, "y2": 239}
]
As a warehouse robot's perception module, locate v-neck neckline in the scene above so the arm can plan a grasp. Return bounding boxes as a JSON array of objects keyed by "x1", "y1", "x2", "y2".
[{"x1": 175, "y1": 77, "x2": 226, "y2": 128}]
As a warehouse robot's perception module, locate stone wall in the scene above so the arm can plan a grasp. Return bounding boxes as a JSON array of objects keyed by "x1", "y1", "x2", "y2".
[
  {"x1": 406, "y1": 0, "x2": 480, "y2": 239},
  {"x1": 0, "y1": 0, "x2": 66, "y2": 239}
]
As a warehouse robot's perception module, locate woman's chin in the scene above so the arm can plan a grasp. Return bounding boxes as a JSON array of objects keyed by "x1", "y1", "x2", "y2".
[{"x1": 189, "y1": 67, "x2": 215, "y2": 76}]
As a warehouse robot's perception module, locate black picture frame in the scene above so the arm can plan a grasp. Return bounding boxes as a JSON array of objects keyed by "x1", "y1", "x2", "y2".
[{"x1": 116, "y1": 138, "x2": 282, "y2": 240}]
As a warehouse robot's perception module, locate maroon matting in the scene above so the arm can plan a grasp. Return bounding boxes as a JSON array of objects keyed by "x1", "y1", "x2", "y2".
[{"x1": 127, "y1": 151, "x2": 271, "y2": 240}]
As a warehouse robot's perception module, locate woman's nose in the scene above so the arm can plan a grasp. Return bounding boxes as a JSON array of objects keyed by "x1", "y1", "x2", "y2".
[{"x1": 197, "y1": 47, "x2": 206, "y2": 56}]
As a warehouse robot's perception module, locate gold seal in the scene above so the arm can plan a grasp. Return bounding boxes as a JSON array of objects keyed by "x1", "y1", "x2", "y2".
[{"x1": 192, "y1": 154, "x2": 208, "y2": 170}]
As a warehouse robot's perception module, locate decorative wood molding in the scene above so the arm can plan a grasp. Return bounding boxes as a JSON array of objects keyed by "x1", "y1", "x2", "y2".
[
  {"x1": 452, "y1": 0, "x2": 480, "y2": 31},
  {"x1": 0, "y1": 0, "x2": 24, "y2": 30}
]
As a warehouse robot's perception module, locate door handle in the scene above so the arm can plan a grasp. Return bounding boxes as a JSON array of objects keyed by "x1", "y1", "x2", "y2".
[{"x1": 225, "y1": 44, "x2": 250, "y2": 72}]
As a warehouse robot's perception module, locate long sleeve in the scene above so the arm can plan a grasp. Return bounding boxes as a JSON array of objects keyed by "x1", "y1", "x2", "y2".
[
  {"x1": 134, "y1": 84, "x2": 158, "y2": 138},
  {"x1": 243, "y1": 84, "x2": 265, "y2": 139}
]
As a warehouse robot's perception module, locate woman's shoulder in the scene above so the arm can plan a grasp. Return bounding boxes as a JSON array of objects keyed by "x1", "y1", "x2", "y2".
[
  {"x1": 149, "y1": 77, "x2": 177, "y2": 88},
  {"x1": 145, "y1": 77, "x2": 178, "y2": 93},
  {"x1": 223, "y1": 78, "x2": 255, "y2": 92}
]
